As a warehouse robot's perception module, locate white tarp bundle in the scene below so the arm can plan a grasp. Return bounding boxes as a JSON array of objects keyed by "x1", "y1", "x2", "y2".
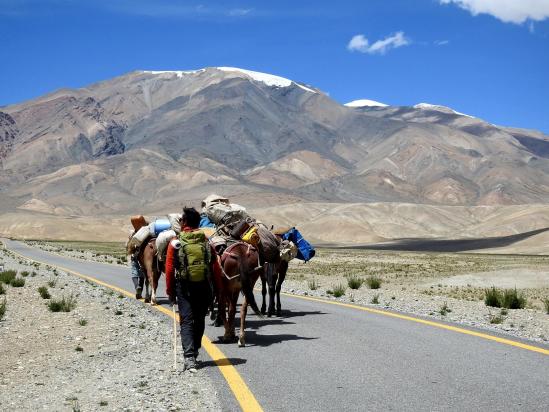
[{"x1": 155, "y1": 229, "x2": 177, "y2": 261}]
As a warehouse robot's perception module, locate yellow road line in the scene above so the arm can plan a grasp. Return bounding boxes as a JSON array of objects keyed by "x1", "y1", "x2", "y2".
[
  {"x1": 280, "y1": 292, "x2": 549, "y2": 356},
  {"x1": 5, "y1": 244, "x2": 263, "y2": 412}
]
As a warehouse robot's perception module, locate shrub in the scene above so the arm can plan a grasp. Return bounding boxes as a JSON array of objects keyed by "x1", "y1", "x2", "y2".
[
  {"x1": 347, "y1": 275, "x2": 364, "y2": 290},
  {"x1": 366, "y1": 276, "x2": 382, "y2": 289},
  {"x1": 484, "y1": 287, "x2": 502, "y2": 307},
  {"x1": 544, "y1": 298, "x2": 549, "y2": 315},
  {"x1": 0, "y1": 270, "x2": 16, "y2": 284},
  {"x1": 47, "y1": 278, "x2": 56, "y2": 288},
  {"x1": 490, "y1": 314, "x2": 504, "y2": 324},
  {"x1": 21, "y1": 271, "x2": 29, "y2": 277},
  {"x1": 332, "y1": 283, "x2": 346, "y2": 298},
  {"x1": 48, "y1": 294, "x2": 77, "y2": 312},
  {"x1": 439, "y1": 302, "x2": 451, "y2": 316},
  {"x1": 502, "y1": 288, "x2": 526, "y2": 309},
  {"x1": 371, "y1": 294, "x2": 379, "y2": 304},
  {"x1": 115, "y1": 310, "x2": 123, "y2": 315},
  {"x1": 79, "y1": 319, "x2": 88, "y2": 326},
  {"x1": 307, "y1": 278, "x2": 319, "y2": 290},
  {"x1": 0, "y1": 297, "x2": 6, "y2": 320},
  {"x1": 10, "y1": 278, "x2": 25, "y2": 287},
  {"x1": 0, "y1": 283, "x2": 5, "y2": 295},
  {"x1": 38, "y1": 286, "x2": 51, "y2": 299},
  {"x1": 75, "y1": 346, "x2": 83, "y2": 352}
]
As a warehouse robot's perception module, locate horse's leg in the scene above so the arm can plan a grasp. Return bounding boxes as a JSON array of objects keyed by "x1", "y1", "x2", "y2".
[
  {"x1": 238, "y1": 297, "x2": 248, "y2": 347},
  {"x1": 266, "y1": 263, "x2": 276, "y2": 317},
  {"x1": 225, "y1": 291, "x2": 237, "y2": 342},
  {"x1": 260, "y1": 272, "x2": 267, "y2": 315},
  {"x1": 151, "y1": 268, "x2": 160, "y2": 305},
  {"x1": 275, "y1": 262, "x2": 288, "y2": 316}
]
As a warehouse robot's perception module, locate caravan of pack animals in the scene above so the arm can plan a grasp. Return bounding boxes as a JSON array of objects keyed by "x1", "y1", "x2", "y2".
[{"x1": 126, "y1": 194, "x2": 315, "y2": 347}]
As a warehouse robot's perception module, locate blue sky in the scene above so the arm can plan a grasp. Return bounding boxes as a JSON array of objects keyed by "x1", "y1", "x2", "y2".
[{"x1": 1, "y1": 0, "x2": 548, "y2": 132}]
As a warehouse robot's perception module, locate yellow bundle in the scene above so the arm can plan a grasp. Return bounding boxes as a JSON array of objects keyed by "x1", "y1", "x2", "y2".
[{"x1": 241, "y1": 226, "x2": 260, "y2": 246}]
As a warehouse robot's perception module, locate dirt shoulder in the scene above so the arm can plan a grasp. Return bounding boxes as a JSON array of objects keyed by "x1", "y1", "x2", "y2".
[{"x1": 0, "y1": 245, "x2": 221, "y2": 411}]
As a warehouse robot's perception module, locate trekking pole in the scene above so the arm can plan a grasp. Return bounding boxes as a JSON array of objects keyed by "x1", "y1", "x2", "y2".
[{"x1": 172, "y1": 303, "x2": 177, "y2": 371}]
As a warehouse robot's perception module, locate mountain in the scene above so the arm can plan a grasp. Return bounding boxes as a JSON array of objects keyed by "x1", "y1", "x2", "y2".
[{"x1": 1, "y1": 67, "x2": 549, "y2": 243}]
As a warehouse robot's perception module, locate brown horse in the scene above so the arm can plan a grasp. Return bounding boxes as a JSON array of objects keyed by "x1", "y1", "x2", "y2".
[
  {"x1": 214, "y1": 242, "x2": 263, "y2": 347},
  {"x1": 137, "y1": 238, "x2": 161, "y2": 304},
  {"x1": 261, "y1": 259, "x2": 289, "y2": 317}
]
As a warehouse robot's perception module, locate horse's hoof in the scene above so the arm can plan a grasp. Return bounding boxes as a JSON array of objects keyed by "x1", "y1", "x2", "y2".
[
  {"x1": 144, "y1": 297, "x2": 151, "y2": 303},
  {"x1": 276, "y1": 310, "x2": 281, "y2": 317},
  {"x1": 135, "y1": 287, "x2": 142, "y2": 300},
  {"x1": 260, "y1": 305, "x2": 266, "y2": 315},
  {"x1": 238, "y1": 338, "x2": 245, "y2": 347}
]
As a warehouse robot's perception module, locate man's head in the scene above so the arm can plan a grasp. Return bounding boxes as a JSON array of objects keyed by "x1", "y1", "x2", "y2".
[{"x1": 181, "y1": 207, "x2": 201, "y2": 229}]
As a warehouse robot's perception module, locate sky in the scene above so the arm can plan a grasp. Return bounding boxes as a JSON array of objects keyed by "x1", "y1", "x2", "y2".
[{"x1": 1, "y1": 0, "x2": 548, "y2": 132}]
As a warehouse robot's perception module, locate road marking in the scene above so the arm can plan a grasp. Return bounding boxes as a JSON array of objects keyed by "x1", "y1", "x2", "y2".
[
  {"x1": 4, "y1": 243, "x2": 263, "y2": 412},
  {"x1": 280, "y1": 292, "x2": 549, "y2": 356}
]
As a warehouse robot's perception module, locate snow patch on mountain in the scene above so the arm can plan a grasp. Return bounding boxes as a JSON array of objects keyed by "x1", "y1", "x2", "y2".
[
  {"x1": 345, "y1": 99, "x2": 388, "y2": 108},
  {"x1": 142, "y1": 69, "x2": 205, "y2": 78},
  {"x1": 217, "y1": 67, "x2": 316, "y2": 93},
  {"x1": 414, "y1": 103, "x2": 473, "y2": 118}
]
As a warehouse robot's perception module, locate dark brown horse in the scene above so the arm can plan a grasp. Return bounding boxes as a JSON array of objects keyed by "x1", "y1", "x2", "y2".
[
  {"x1": 214, "y1": 242, "x2": 263, "y2": 347},
  {"x1": 261, "y1": 260, "x2": 289, "y2": 317},
  {"x1": 137, "y1": 238, "x2": 161, "y2": 304}
]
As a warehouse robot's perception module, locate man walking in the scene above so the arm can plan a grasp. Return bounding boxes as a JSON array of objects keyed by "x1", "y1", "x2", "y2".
[{"x1": 165, "y1": 207, "x2": 214, "y2": 372}]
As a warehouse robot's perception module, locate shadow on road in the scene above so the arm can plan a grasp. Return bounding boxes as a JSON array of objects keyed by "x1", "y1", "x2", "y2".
[
  {"x1": 243, "y1": 330, "x2": 318, "y2": 347},
  {"x1": 347, "y1": 227, "x2": 549, "y2": 253},
  {"x1": 199, "y1": 357, "x2": 248, "y2": 368}
]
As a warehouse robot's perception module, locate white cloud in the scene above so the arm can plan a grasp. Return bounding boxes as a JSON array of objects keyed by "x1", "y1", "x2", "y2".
[
  {"x1": 228, "y1": 8, "x2": 253, "y2": 17},
  {"x1": 440, "y1": 0, "x2": 549, "y2": 24},
  {"x1": 435, "y1": 40, "x2": 450, "y2": 46},
  {"x1": 347, "y1": 32, "x2": 410, "y2": 55}
]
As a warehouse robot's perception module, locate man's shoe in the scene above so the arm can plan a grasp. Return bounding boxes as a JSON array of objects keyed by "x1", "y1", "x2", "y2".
[
  {"x1": 135, "y1": 287, "x2": 143, "y2": 299},
  {"x1": 185, "y1": 357, "x2": 198, "y2": 373}
]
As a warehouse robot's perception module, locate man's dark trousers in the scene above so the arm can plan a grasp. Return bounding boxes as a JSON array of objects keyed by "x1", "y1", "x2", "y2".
[{"x1": 175, "y1": 279, "x2": 212, "y2": 358}]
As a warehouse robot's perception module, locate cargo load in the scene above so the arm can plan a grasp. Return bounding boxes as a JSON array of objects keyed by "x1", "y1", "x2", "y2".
[
  {"x1": 127, "y1": 225, "x2": 151, "y2": 254},
  {"x1": 204, "y1": 202, "x2": 248, "y2": 226},
  {"x1": 167, "y1": 213, "x2": 182, "y2": 233},
  {"x1": 149, "y1": 219, "x2": 171, "y2": 236},
  {"x1": 282, "y1": 228, "x2": 315, "y2": 262},
  {"x1": 155, "y1": 229, "x2": 177, "y2": 261},
  {"x1": 131, "y1": 215, "x2": 148, "y2": 231},
  {"x1": 257, "y1": 226, "x2": 280, "y2": 263},
  {"x1": 279, "y1": 240, "x2": 298, "y2": 262}
]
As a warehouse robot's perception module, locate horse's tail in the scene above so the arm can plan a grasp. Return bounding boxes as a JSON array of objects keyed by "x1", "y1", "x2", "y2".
[{"x1": 238, "y1": 247, "x2": 263, "y2": 318}]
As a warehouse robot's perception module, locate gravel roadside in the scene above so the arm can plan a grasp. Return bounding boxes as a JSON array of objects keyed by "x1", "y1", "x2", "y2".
[{"x1": 0, "y1": 246, "x2": 221, "y2": 412}]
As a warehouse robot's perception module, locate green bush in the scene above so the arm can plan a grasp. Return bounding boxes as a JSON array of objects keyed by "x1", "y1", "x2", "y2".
[
  {"x1": 0, "y1": 283, "x2": 5, "y2": 295},
  {"x1": 38, "y1": 286, "x2": 51, "y2": 299},
  {"x1": 332, "y1": 283, "x2": 346, "y2": 298},
  {"x1": 347, "y1": 275, "x2": 364, "y2": 290},
  {"x1": 10, "y1": 278, "x2": 25, "y2": 287},
  {"x1": 0, "y1": 270, "x2": 16, "y2": 284},
  {"x1": 544, "y1": 298, "x2": 549, "y2": 315},
  {"x1": 48, "y1": 294, "x2": 77, "y2": 312},
  {"x1": 484, "y1": 287, "x2": 502, "y2": 307},
  {"x1": 0, "y1": 297, "x2": 6, "y2": 320},
  {"x1": 490, "y1": 314, "x2": 504, "y2": 324},
  {"x1": 371, "y1": 294, "x2": 379, "y2": 304},
  {"x1": 366, "y1": 276, "x2": 382, "y2": 289},
  {"x1": 21, "y1": 271, "x2": 30, "y2": 277},
  {"x1": 439, "y1": 302, "x2": 451, "y2": 316},
  {"x1": 307, "y1": 278, "x2": 319, "y2": 290},
  {"x1": 502, "y1": 288, "x2": 526, "y2": 309}
]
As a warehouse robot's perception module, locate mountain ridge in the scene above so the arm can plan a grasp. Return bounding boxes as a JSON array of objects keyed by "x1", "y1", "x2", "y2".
[{"x1": 1, "y1": 67, "x2": 549, "y2": 221}]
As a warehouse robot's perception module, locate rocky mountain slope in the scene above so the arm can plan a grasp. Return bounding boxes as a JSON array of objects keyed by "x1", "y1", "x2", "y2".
[
  {"x1": 1, "y1": 67, "x2": 549, "y2": 246},
  {"x1": 1, "y1": 67, "x2": 549, "y2": 218}
]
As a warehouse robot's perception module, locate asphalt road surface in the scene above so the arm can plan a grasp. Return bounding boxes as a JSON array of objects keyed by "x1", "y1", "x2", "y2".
[{"x1": 3, "y1": 239, "x2": 549, "y2": 411}]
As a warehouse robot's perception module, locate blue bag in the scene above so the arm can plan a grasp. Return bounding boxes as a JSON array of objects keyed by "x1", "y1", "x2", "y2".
[
  {"x1": 282, "y1": 228, "x2": 315, "y2": 262},
  {"x1": 199, "y1": 214, "x2": 216, "y2": 228}
]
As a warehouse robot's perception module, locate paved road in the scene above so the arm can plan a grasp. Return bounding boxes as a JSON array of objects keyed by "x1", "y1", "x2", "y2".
[{"x1": 3, "y1": 239, "x2": 549, "y2": 411}]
